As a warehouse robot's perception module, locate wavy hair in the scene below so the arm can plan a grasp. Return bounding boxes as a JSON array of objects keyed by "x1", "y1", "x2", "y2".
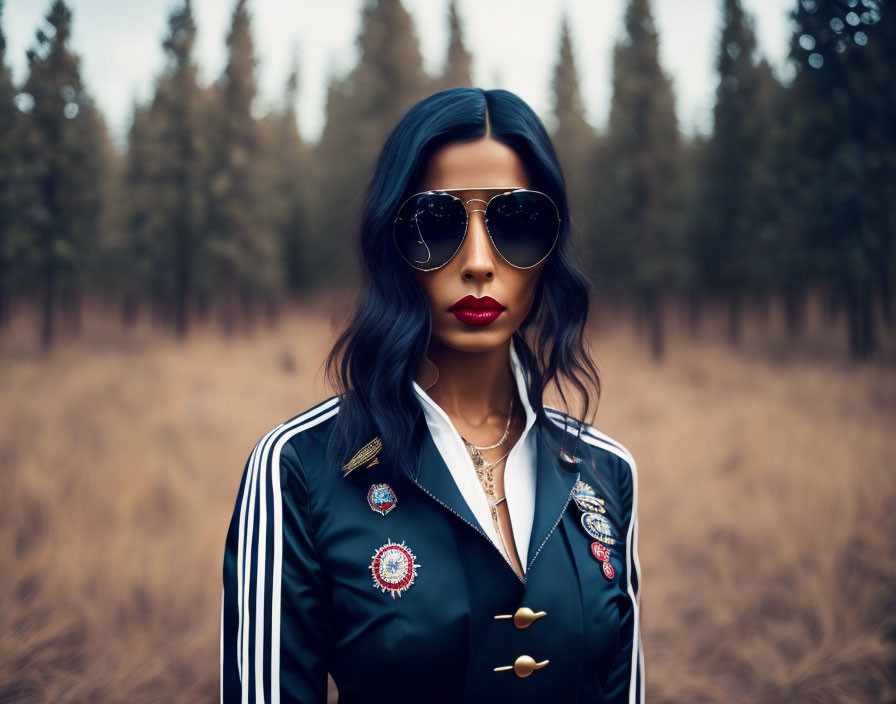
[{"x1": 324, "y1": 87, "x2": 601, "y2": 482}]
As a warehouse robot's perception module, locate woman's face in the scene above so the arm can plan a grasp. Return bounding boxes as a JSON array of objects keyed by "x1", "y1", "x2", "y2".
[{"x1": 408, "y1": 137, "x2": 548, "y2": 355}]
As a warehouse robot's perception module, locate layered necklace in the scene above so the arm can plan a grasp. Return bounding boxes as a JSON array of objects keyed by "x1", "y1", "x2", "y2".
[{"x1": 460, "y1": 394, "x2": 515, "y2": 559}]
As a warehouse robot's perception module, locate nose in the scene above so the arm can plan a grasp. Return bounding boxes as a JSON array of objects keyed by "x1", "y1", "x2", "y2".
[{"x1": 458, "y1": 205, "x2": 496, "y2": 280}]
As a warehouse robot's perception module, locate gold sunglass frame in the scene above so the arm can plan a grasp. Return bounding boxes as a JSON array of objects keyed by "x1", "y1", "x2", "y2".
[{"x1": 392, "y1": 187, "x2": 561, "y2": 272}]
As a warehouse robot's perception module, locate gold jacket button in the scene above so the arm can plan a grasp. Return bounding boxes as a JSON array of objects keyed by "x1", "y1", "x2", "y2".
[
  {"x1": 493, "y1": 655, "x2": 550, "y2": 678},
  {"x1": 494, "y1": 607, "x2": 547, "y2": 629}
]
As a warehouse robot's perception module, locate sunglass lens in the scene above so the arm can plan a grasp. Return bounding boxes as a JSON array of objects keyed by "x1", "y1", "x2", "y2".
[
  {"x1": 393, "y1": 193, "x2": 467, "y2": 270},
  {"x1": 485, "y1": 190, "x2": 559, "y2": 268}
]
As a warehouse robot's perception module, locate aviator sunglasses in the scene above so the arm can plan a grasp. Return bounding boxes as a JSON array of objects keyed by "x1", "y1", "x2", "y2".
[{"x1": 392, "y1": 187, "x2": 561, "y2": 271}]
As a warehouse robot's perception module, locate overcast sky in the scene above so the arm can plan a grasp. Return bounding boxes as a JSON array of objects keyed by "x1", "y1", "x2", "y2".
[{"x1": 4, "y1": 0, "x2": 796, "y2": 146}]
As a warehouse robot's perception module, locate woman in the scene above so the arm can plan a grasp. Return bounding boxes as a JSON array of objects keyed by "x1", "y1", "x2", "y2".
[{"x1": 221, "y1": 87, "x2": 643, "y2": 704}]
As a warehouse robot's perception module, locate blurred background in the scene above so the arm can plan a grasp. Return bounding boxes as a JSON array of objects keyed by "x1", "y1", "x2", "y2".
[{"x1": 0, "y1": 0, "x2": 894, "y2": 701}]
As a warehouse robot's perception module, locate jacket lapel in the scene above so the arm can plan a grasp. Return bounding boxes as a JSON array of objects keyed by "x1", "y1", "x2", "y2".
[
  {"x1": 413, "y1": 403, "x2": 581, "y2": 575},
  {"x1": 525, "y1": 420, "x2": 580, "y2": 573},
  {"x1": 412, "y1": 409, "x2": 486, "y2": 536}
]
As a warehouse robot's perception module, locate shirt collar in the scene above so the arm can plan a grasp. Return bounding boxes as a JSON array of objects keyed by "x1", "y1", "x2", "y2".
[{"x1": 410, "y1": 337, "x2": 539, "y2": 571}]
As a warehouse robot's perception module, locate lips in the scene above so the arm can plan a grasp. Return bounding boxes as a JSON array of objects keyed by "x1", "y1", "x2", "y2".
[
  {"x1": 449, "y1": 295, "x2": 505, "y2": 311},
  {"x1": 449, "y1": 295, "x2": 505, "y2": 327}
]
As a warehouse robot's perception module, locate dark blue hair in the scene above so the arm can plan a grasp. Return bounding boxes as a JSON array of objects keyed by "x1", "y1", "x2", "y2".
[{"x1": 324, "y1": 87, "x2": 601, "y2": 482}]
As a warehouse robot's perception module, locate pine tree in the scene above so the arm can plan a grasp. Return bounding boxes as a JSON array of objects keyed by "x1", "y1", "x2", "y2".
[
  {"x1": 206, "y1": 0, "x2": 279, "y2": 333},
  {"x1": 864, "y1": 0, "x2": 896, "y2": 327},
  {"x1": 751, "y1": 59, "x2": 801, "y2": 334},
  {"x1": 550, "y1": 16, "x2": 598, "y2": 255},
  {"x1": 117, "y1": 102, "x2": 159, "y2": 326},
  {"x1": 259, "y1": 59, "x2": 313, "y2": 297},
  {"x1": 278, "y1": 64, "x2": 312, "y2": 296},
  {"x1": 19, "y1": 0, "x2": 107, "y2": 349},
  {"x1": 601, "y1": 0, "x2": 682, "y2": 360},
  {"x1": 788, "y1": 0, "x2": 895, "y2": 359},
  {"x1": 0, "y1": 0, "x2": 19, "y2": 327},
  {"x1": 313, "y1": 0, "x2": 430, "y2": 285},
  {"x1": 698, "y1": 0, "x2": 766, "y2": 344},
  {"x1": 677, "y1": 133, "x2": 705, "y2": 336},
  {"x1": 146, "y1": 0, "x2": 205, "y2": 337},
  {"x1": 438, "y1": 0, "x2": 473, "y2": 89}
]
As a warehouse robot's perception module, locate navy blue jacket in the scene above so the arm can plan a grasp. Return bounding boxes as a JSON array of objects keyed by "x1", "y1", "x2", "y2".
[{"x1": 221, "y1": 394, "x2": 644, "y2": 703}]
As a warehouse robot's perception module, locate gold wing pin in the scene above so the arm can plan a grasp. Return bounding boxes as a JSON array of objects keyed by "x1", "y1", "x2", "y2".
[{"x1": 341, "y1": 436, "x2": 383, "y2": 476}]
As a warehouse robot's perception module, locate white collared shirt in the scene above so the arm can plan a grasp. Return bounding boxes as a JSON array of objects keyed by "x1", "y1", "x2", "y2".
[{"x1": 411, "y1": 338, "x2": 537, "y2": 572}]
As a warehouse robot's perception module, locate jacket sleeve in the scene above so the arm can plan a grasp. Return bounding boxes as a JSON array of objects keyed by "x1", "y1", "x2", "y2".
[
  {"x1": 600, "y1": 451, "x2": 645, "y2": 704},
  {"x1": 221, "y1": 430, "x2": 330, "y2": 703}
]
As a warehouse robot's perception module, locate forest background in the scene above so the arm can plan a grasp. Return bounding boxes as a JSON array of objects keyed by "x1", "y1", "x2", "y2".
[{"x1": 1, "y1": 0, "x2": 895, "y2": 702}]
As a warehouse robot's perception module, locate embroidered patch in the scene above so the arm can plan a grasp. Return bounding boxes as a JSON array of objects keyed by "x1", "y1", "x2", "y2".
[
  {"x1": 581, "y1": 512, "x2": 615, "y2": 544},
  {"x1": 573, "y1": 481, "x2": 606, "y2": 514},
  {"x1": 601, "y1": 559, "x2": 615, "y2": 580},
  {"x1": 367, "y1": 483, "x2": 397, "y2": 516},
  {"x1": 574, "y1": 494, "x2": 607, "y2": 514},
  {"x1": 370, "y1": 539, "x2": 420, "y2": 598},
  {"x1": 342, "y1": 435, "x2": 383, "y2": 475},
  {"x1": 591, "y1": 542, "x2": 615, "y2": 580},
  {"x1": 574, "y1": 480, "x2": 597, "y2": 498},
  {"x1": 591, "y1": 541, "x2": 611, "y2": 562}
]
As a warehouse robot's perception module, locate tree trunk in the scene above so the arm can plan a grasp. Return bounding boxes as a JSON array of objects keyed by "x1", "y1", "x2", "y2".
[
  {"x1": 121, "y1": 292, "x2": 139, "y2": 328},
  {"x1": 644, "y1": 287, "x2": 664, "y2": 361},
  {"x1": 846, "y1": 278, "x2": 876, "y2": 361},
  {"x1": 196, "y1": 290, "x2": 212, "y2": 321},
  {"x1": 219, "y1": 268, "x2": 238, "y2": 337},
  {"x1": 825, "y1": 288, "x2": 840, "y2": 326},
  {"x1": 174, "y1": 260, "x2": 190, "y2": 339},
  {"x1": 878, "y1": 181, "x2": 894, "y2": 327},
  {"x1": 264, "y1": 295, "x2": 279, "y2": 329},
  {"x1": 61, "y1": 285, "x2": 83, "y2": 335},
  {"x1": 783, "y1": 283, "x2": 804, "y2": 337},
  {"x1": 41, "y1": 258, "x2": 55, "y2": 350},
  {"x1": 0, "y1": 260, "x2": 8, "y2": 328},
  {"x1": 687, "y1": 291, "x2": 701, "y2": 337},
  {"x1": 755, "y1": 291, "x2": 771, "y2": 329},
  {"x1": 727, "y1": 290, "x2": 741, "y2": 346},
  {"x1": 858, "y1": 278, "x2": 875, "y2": 360},
  {"x1": 879, "y1": 254, "x2": 892, "y2": 327}
]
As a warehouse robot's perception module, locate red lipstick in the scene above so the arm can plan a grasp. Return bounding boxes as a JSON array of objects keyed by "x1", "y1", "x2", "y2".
[{"x1": 448, "y1": 295, "x2": 506, "y2": 327}]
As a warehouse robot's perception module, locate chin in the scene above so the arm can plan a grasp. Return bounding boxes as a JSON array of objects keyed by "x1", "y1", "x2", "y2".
[{"x1": 432, "y1": 327, "x2": 513, "y2": 354}]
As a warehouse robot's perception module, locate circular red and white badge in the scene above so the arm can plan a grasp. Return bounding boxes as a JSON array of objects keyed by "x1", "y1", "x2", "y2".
[
  {"x1": 370, "y1": 539, "x2": 420, "y2": 598},
  {"x1": 591, "y1": 541, "x2": 611, "y2": 563},
  {"x1": 601, "y1": 560, "x2": 615, "y2": 580},
  {"x1": 591, "y1": 541, "x2": 615, "y2": 581}
]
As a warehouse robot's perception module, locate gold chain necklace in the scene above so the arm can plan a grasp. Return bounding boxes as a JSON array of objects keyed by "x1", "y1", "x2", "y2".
[
  {"x1": 461, "y1": 394, "x2": 515, "y2": 556},
  {"x1": 464, "y1": 394, "x2": 513, "y2": 452}
]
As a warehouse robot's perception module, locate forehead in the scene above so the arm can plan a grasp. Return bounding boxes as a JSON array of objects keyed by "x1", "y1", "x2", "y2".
[{"x1": 417, "y1": 137, "x2": 530, "y2": 192}]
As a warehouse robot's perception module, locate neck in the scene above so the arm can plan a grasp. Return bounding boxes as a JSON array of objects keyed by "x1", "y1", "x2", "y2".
[{"x1": 415, "y1": 338, "x2": 517, "y2": 427}]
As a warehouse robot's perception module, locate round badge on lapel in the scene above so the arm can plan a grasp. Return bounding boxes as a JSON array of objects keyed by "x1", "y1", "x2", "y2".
[
  {"x1": 574, "y1": 494, "x2": 607, "y2": 514},
  {"x1": 573, "y1": 481, "x2": 607, "y2": 514},
  {"x1": 601, "y1": 560, "x2": 615, "y2": 580},
  {"x1": 370, "y1": 539, "x2": 420, "y2": 598},
  {"x1": 367, "y1": 483, "x2": 397, "y2": 516},
  {"x1": 591, "y1": 541, "x2": 611, "y2": 562},
  {"x1": 591, "y1": 542, "x2": 615, "y2": 580},
  {"x1": 581, "y1": 512, "x2": 616, "y2": 544}
]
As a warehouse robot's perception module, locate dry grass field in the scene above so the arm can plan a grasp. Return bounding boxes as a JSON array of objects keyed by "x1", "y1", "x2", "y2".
[{"x1": 1, "y1": 295, "x2": 895, "y2": 703}]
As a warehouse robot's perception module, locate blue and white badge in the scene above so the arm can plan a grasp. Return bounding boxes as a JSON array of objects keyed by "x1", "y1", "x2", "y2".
[
  {"x1": 581, "y1": 512, "x2": 615, "y2": 544},
  {"x1": 367, "y1": 483, "x2": 397, "y2": 516},
  {"x1": 574, "y1": 494, "x2": 607, "y2": 514},
  {"x1": 573, "y1": 480, "x2": 607, "y2": 514}
]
